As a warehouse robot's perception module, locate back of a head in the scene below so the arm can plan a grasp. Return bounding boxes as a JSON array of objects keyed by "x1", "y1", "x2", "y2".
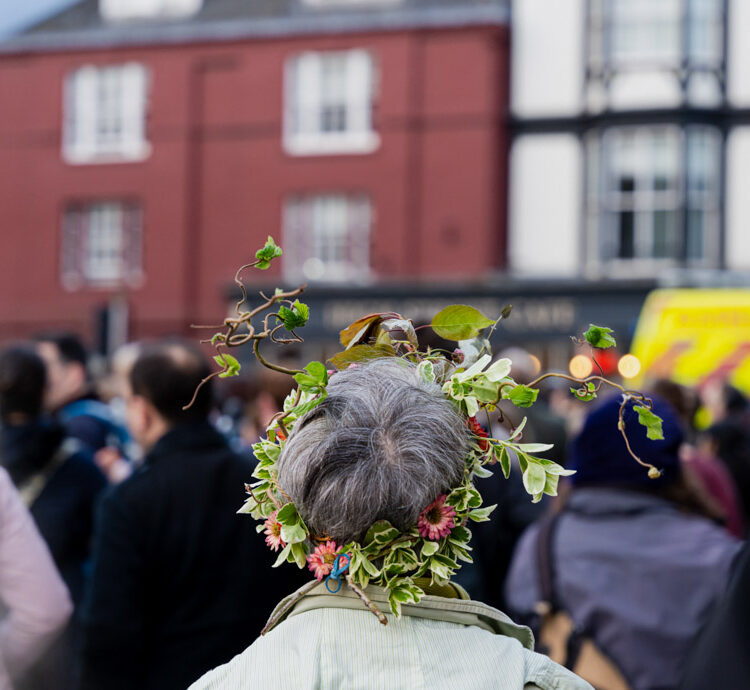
[
  {"x1": 570, "y1": 395, "x2": 684, "y2": 489},
  {"x1": 129, "y1": 341, "x2": 213, "y2": 424},
  {"x1": 0, "y1": 345, "x2": 47, "y2": 423},
  {"x1": 277, "y1": 359, "x2": 470, "y2": 544},
  {"x1": 35, "y1": 331, "x2": 88, "y2": 368}
]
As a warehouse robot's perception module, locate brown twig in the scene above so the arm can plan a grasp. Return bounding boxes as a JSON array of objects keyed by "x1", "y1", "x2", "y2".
[
  {"x1": 618, "y1": 396, "x2": 660, "y2": 476},
  {"x1": 260, "y1": 579, "x2": 320, "y2": 635},
  {"x1": 253, "y1": 339, "x2": 303, "y2": 376},
  {"x1": 346, "y1": 574, "x2": 388, "y2": 626},
  {"x1": 182, "y1": 370, "x2": 222, "y2": 410}
]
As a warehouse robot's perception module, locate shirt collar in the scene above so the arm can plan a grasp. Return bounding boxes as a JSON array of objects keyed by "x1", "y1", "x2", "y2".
[{"x1": 263, "y1": 580, "x2": 535, "y2": 649}]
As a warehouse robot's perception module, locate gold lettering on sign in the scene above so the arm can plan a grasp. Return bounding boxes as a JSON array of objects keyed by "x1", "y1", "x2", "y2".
[{"x1": 324, "y1": 298, "x2": 577, "y2": 333}]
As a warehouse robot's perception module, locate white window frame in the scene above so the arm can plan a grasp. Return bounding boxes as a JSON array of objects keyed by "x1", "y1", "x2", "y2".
[
  {"x1": 587, "y1": 125, "x2": 721, "y2": 275},
  {"x1": 283, "y1": 50, "x2": 379, "y2": 156},
  {"x1": 100, "y1": 0, "x2": 202, "y2": 21},
  {"x1": 282, "y1": 194, "x2": 372, "y2": 283},
  {"x1": 63, "y1": 62, "x2": 150, "y2": 164},
  {"x1": 61, "y1": 202, "x2": 144, "y2": 290}
]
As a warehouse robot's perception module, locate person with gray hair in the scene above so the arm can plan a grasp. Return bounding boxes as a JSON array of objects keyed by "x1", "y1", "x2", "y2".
[
  {"x1": 191, "y1": 359, "x2": 591, "y2": 690},
  {"x1": 277, "y1": 359, "x2": 468, "y2": 545}
]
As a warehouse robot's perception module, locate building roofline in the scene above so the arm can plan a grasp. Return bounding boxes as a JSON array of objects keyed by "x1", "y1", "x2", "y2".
[{"x1": 0, "y1": 5, "x2": 508, "y2": 56}]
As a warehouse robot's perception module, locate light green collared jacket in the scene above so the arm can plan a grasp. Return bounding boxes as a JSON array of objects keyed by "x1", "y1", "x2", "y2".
[{"x1": 190, "y1": 582, "x2": 592, "y2": 690}]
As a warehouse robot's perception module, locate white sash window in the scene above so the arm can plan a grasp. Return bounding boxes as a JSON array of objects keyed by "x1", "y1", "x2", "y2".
[
  {"x1": 62, "y1": 202, "x2": 143, "y2": 289},
  {"x1": 284, "y1": 50, "x2": 379, "y2": 155},
  {"x1": 63, "y1": 63, "x2": 150, "y2": 163},
  {"x1": 283, "y1": 195, "x2": 372, "y2": 282}
]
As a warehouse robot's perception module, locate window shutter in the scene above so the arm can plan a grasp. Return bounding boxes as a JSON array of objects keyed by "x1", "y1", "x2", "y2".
[
  {"x1": 120, "y1": 63, "x2": 148, "y2": 158},
  {"x1": 346, "y1": 50, "x2": 372, "y2": 135}
]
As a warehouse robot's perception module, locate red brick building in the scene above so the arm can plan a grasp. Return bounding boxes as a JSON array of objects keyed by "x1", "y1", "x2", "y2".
[{"x1": 0, "y1": 0, "x2": 510, "y2": 349}]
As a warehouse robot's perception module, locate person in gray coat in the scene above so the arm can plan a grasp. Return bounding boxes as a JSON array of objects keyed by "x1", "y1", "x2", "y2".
[{"x1": 505, "y1": 396, "x2": 741, "y2": 690}]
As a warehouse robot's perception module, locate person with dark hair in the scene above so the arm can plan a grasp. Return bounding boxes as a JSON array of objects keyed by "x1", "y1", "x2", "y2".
[
  {"x1": 78, "y1": 340, "x2": 307, "y2": 690},
  {"x1": 505, "y1": 396, "x2": 741, "y2": 690},
  {"x1": 35, "y1": 332, "x2": 129, "y2": 457},
  {"x1": 0, "y1": 344, "x2": 107, "y2": 688}
]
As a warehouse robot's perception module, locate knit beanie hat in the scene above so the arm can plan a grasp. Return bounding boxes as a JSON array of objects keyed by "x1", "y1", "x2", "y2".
[{"x1": 570, "y1": 395, "x2": 683, "y2": 487}]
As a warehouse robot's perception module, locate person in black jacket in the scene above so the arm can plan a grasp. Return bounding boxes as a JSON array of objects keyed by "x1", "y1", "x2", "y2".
[{"x1": 77, "y1": 340, "x2": 307, "y2": 690}]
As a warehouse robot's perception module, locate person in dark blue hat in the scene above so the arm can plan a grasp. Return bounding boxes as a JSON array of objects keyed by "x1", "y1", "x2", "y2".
[{"x1": 505, "y1": 395, "x2": 741, "y2": 690}]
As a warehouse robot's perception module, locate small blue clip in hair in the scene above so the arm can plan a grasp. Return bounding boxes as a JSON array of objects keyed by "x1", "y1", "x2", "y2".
[{"x1": 325, "y1": 553, "x2": 351, "y2": 593}]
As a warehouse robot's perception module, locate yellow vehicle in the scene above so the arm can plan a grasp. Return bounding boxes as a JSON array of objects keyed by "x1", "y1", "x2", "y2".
[{"x1": 630, "y1": 289, "x2": 750, "y2": 395}]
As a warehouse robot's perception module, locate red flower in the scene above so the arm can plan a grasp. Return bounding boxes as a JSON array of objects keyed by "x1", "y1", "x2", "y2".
[
  {"x1": 307, "y1": 540, "x2": 340, "y2": 581},
  {"x1": 263, "y1": 511, "x2": 286, "y2": 552},
  {"x1": 417, "y1": 495, "x2": 456, "y2": 540},
  {"x1": 467, "y1": 416, "x2": 489, "y2": 451}
]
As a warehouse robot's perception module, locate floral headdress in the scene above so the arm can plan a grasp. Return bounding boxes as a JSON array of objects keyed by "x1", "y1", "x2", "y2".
[{"x1": 188, "y1": 238, "x2": 665, "y2": 630}]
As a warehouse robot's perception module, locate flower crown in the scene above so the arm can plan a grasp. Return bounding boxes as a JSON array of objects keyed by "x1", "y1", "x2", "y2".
[{"x1": 188, "y1": 237, "x2": 664, "y2": 630}]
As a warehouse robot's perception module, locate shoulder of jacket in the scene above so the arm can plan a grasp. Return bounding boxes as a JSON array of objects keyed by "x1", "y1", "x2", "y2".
[{"x1": 523, "y1": 648, "x2": 594, "y2": 690}]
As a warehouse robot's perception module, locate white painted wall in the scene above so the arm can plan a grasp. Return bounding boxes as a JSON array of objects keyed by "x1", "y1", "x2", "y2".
[
  {"x1": 725, "y1": 127, "x2": 750, "y2": 271},
  {"x1": 509, "y1": 134, "x2": 582, "y2": 276},
  {"x1": 728, "y1": 0, "x2": 750, "y2": 107},
  {"x1": 511, "y1": 0, "x2": 584, "y2": 117}
]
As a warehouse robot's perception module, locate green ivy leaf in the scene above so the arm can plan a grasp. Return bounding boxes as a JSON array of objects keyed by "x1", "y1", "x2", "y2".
[
  {"x1": 431, "y1": 305, "x2": 495, "y2": 341},
  {"x1": 449, "y1": 525, "x2": 471, "y2": 543},
  {"x1": 278, "y1": 299, "x2": 309, "y2": 331},
  {"x1": 214, "y1": 353, "x2": 241, "y2": 378},
  {"x1": 290, "y1": 542, "x2": 308, "y2": 568},
  {"x1": 275, "y1": 503, "x2": 299, "y2": 526},
  {"x1": 498, "y1": 446, "x2": 511, "y2": 479},
  {"x1": 583, "y1": 324, "x2": 617, "y2": 349},
  {"x1": 417, "y1": 360, "x2": 435, "y2": 384},
  {"x1": 522, "y1": 460, "x2": 547, "y2": 495},
  {"x1": 421, "y1": 540, "x2": 439, "y2": 558},
  {"x1": 634, "y1": 405, "x2": 665, "y2": 440},
  {"x1": 280, "y1": 522, "x2": 306, "y2": 544},
  {"x1": 210, "y1": 332, "x2": 224, "y2": 345},
  {"x1": 543, "y1": 472, "x2": 560, "y2": 497},
  {"x1": 473, "y1": 464, "x2": 494, "y2": 479},
  {"x1": 532, "y1": 457, "x2": 576, "y2": 476},
  {"x1": 516, "y1": 442, "x2": 554, "y2": 453},
  {"x1": 255, "y1": 235, "x2": 283, "y2": 270},
  {"x1": 364, "y1": 520, "x2": 401, "y2": 547},
  {"x1": 507, "y1": 385, "x2": 539, "y2": 408},
  {"x1": 272, "y1": 542, "x2": 292, "y2": 568},
  {"x1": 468, "y1": 504, "x2": 496, "y2": 522}
]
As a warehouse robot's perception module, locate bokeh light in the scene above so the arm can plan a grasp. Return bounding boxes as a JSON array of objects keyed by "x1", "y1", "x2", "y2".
[
  {"x1": 569, "y1": 354, "x2": 593, "y2": 379},
  {"x1": 617, "y1": 354, "x2": 641, "y2": 379}
]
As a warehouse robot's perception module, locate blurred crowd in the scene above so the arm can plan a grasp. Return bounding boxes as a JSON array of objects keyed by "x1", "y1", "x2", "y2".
[{"x1": 0, "y1": 333, "x2": 747, "y2": 689}]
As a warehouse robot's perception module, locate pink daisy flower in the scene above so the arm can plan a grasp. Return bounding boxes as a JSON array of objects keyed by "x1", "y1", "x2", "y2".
[
  {"x1": 307, "y1": 540, "x2": 339, "y2": 581},
  {"x1": 417, "y1": 494, "x2": 456, "y2": 540},
  {"x1": 263, "y1": 511, "x2": 286, "y2": 552}
]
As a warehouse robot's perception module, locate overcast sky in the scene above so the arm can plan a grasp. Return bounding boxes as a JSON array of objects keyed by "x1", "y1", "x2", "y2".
[{"x1": 0, "y1": 0, "x2": 79, "y2": 38}]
